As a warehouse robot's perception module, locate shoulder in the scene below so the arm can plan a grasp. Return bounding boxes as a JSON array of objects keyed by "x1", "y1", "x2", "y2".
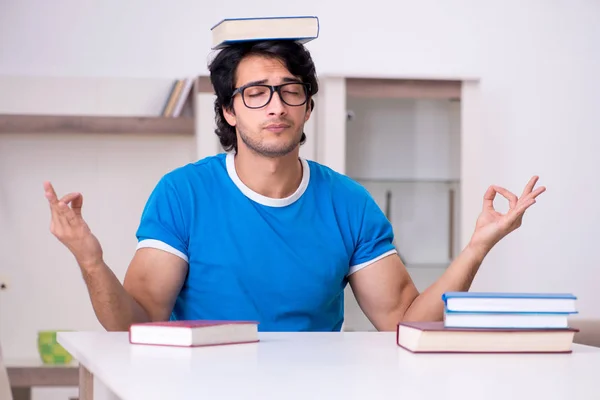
[
  {"x1": 159, "y1": 153, "x2": 227, "y2": 187},
  {"x1": 144, "y1": 153, "x2": 228, "y2": 209},
  {"x1": 307, "y1": 159, "x2": 371, "y2": 203}
]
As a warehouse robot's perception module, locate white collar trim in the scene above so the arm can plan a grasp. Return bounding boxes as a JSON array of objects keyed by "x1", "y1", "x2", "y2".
[{"x1": 225, "y1": 152, "x2": 310, "y2": 207}]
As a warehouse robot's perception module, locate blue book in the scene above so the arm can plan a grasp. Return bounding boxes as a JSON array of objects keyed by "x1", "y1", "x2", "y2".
[
  {"x1": 442, "y1": 292, "x2": 577, "y2": 314},
  {"x1": 211, "y1": 16, "x2": 319, "y2": 49}
]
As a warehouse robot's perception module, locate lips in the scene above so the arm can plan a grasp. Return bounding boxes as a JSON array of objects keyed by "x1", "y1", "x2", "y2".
[{"x1": 264, "y1": 123, "x2": 290, "y2": 133}]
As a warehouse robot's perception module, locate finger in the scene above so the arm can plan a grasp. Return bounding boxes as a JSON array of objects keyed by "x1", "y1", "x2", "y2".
[
  {"x1": 65, "y1": 193, "x2": 84, "y2": 217},
  {"x1": 515, "y1": 197, "x2": 537, "y2": 218},
  {"x1": 44, "y1": 181, "x2": 63, "y2": 229},
  {"x1": 530, "y1": 185, "x2": 546, "y2": 199},
  {"x1": 43, "y1": 181, "x2": 60, "y2": 206},
  {"x1": 56, "y1": 200, "x2": 79, "y2": 227},
  {"x1": 519, "y1": 185, "x2": 546, "y2": 205},
  {"x1": 520, "y1": 176, "x2": 539, "y2": 198},
  {"x1": 59, "y1": 193, "x2": 83, "y2": 221},
  {"x1": 482, "y1": 186, "x2": 497, "y2": 210},
  {"x1": 49, "y1": 192, "x2": 79, "y2": 229},
  {"x1": 55, "y1": 195, "x2": 72, "y2": 218},
  {"x1": 507, "y1": 196, "x2": 538, "y2": 223},
  {"x1": 60, "y1": 192, "x2": 81, "y2": 206},
  {"x1": 492, "y1": 185, "x2": 518, "y2": 209}
]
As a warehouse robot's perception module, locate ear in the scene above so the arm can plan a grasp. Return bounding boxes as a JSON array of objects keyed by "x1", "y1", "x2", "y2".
[
  {"x1": 304, "y1": 98, "x2": 313, "y2": 122},
  {"x1": 223, "y1": 105, "x2": 237, "y2": 127}
]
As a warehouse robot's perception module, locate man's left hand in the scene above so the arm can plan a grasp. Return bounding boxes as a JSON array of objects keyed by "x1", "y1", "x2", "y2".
[{"x1": 468, "y1": 175, "x2": 546, "y2": 254}]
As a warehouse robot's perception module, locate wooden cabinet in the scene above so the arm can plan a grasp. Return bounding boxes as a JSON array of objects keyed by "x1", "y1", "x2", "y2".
[{"x1": 326, "y1": 77, "x2": 464, "y2": 331}]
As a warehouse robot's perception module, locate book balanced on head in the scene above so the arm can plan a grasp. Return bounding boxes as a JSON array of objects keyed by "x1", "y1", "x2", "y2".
[{"x1": 211, "y1": 15, "x2": 319, "y2": 49}]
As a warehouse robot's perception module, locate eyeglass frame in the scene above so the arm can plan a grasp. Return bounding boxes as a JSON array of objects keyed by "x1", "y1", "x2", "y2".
[{"x1": 231, "y1": 82, "x2": 312, "y2": 109}]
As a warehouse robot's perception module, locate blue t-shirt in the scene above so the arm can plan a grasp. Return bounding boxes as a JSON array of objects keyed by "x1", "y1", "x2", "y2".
[{"x1": 135, "y1": 152, "x2": 397, "y2": 332}]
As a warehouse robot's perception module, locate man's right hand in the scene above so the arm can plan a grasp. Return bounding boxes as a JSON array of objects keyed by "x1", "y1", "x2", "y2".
[{"x1": 44, "y1": 181, "x2": 103, "y2": 270}]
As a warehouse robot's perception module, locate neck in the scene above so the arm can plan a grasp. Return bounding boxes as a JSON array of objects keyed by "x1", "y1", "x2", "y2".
[{"x1": 233, "y1": 148, "x2": 303, "y2": 199}]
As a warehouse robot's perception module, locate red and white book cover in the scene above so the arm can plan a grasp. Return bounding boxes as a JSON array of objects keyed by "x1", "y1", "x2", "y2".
[
  {"x1": 129, "y1": 320, "x2": 260, "y2": 347},
  {"x1": 397, "y1": 321, "x2": 578, "y2": 354}
]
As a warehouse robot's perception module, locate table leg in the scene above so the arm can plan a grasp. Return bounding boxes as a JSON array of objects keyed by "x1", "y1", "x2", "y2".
[
  {"x1": 79, "y1": 365, "x2": 93, "y2": 400},
  {"x1": 11, "y1": 387, "x2": 31, "y2": 400},
  {"x1": 79, "y1": 365, "x2": 121, "y2": 400}
]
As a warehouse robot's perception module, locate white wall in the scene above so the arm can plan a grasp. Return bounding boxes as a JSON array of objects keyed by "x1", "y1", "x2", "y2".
[
  {"x1": 1, "y1": 0, "x2": 600, "y2": 396},
  {"x1": 1, "y1": 0, "x2": 480, "y2": 79}
]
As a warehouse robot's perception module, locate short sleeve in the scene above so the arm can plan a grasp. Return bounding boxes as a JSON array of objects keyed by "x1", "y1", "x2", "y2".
[
  {"x1": 135, "y1": 176, "x2": 189, "y2": 263},
  {"x1": 348, "y1": 193, "x2": 397, "y2": 275}
]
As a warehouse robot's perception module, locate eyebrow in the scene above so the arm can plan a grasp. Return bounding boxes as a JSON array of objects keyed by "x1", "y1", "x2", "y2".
[{"x1": 243, "y1": 77, "x2": 302, "y2": 86}]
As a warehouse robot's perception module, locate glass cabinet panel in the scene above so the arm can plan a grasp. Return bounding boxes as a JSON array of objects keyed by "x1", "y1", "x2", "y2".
[{"x1": 345, "y1": 96, "x2": 462, "y2": 270}]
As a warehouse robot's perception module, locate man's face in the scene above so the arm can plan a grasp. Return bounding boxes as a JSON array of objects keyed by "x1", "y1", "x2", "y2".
[{"x1": 223, "y1": 54, "x2": 312, "y2": 158}]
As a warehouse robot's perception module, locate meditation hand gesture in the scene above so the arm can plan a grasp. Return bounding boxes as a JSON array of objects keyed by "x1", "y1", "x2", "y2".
[
  {"x1": 469, "y1": 176, "x2": 546, "y2": 253},
  {"x1": 44, "y1": 181, "x2": 103, "y2": 269}
]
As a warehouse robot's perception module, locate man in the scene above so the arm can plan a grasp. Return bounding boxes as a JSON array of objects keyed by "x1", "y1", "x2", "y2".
[{"x1": 43, "y1": 40, "x2": 545, "y2": 332}]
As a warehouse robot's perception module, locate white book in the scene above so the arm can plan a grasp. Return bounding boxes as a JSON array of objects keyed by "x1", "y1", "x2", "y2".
[
  {"x1": 444, "y1": 311, "x2": 570, "y2": 329},
  {"x1": 211, "y1": 16, "x2": 319, "y2": 49}
]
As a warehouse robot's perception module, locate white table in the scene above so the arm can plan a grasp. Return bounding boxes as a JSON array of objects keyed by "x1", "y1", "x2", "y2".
[{"x1": 58, "y1": 331, "x2": 600, "y2": 400}]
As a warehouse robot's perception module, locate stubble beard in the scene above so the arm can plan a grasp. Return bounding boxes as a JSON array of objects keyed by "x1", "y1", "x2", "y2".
[{"x1": 238, "y1": 125, "x2": 303, "y2": 158}]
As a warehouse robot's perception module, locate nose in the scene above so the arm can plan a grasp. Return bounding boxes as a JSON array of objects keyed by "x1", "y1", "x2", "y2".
[{"x1": 266, "y1": 90, "x2": 287, "y2": 116}]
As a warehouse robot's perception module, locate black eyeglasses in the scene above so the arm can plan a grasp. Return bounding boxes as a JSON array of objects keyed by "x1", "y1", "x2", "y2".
[{"x1": 231, "y1": 82, "x2": 311, "y2": 109}]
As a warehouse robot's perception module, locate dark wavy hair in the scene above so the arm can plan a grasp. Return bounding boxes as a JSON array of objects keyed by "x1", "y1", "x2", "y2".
[{"x1": 208, "y1": 40, "x2": 319, "y2": 153}]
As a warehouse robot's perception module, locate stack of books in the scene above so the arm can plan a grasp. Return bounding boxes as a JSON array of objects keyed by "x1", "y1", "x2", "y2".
[
  {"x1": 397, "y1": 292, "x2": 579, "y2": 353},
  {"x1": 161, "y1": 78, "x2": 195, "y2": 118}
]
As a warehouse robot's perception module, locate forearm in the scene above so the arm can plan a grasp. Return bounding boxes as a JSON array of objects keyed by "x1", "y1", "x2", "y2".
[
  {"x1": 402, "y1": 243, "x2": 488, "y2": 322},
  {"x1": 79, "y1": 260, "x2": 151, "y2": 331}
]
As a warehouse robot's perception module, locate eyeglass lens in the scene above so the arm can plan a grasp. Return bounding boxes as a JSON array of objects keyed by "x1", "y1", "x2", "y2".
[{"x1": 243, "y1": 83, "x2": 307, "y2": 108}]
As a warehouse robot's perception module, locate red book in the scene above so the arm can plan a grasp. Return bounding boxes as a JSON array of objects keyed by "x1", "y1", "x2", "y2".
[
  {"x1": 397, "y1": 321, "x2": 578, "y2": 353},
  {"x1": 129, "y1": 320, "x2": 259, "y2": 347}
]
